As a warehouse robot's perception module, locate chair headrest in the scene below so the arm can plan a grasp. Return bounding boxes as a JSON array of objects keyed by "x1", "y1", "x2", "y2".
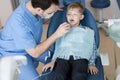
[{"x1": 62, "y1": 0, "x2": 85, "y2": 7}]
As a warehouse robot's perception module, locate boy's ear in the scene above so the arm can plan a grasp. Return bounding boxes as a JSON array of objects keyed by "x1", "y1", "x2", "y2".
[{"x1": 80, "y1": 14, "x2": 84, "y2": 20}]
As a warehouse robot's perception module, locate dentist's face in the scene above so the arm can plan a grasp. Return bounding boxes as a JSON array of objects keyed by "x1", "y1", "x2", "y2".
[
  {"x1": 66, "y1": 8, "x2": 83, "y2": 27},
  {"x1": 38, "y1": 4, "x2": 59, "y2": 19}
]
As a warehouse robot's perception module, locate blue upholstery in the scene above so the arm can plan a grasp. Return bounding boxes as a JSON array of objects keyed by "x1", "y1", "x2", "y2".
[
  {"x1": 91, "y1": 0, "x2": 110, "y2": 8},
  {"x1": 62, "y1": 0, "x2": 85, "y2": 7},
  {"x1": 47, "y1": 7, "x2": 104, "y2": 80}
]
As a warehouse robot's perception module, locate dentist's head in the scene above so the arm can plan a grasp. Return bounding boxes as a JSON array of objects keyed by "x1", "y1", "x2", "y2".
[{"x1": 26, "y1": 0, "x2": 59, "y2": 19}]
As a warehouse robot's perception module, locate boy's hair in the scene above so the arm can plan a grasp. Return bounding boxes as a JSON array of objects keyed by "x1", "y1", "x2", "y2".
[
  {"x1": 31, "y1": 0, "x2": 59, "y2": 10},
  {"x1": 67, "y1": 2, "x2": 84, "y2": 14}
]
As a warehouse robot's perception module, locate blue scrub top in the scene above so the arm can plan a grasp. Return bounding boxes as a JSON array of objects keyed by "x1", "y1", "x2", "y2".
[{"x1": 0, "y1": 0, "x2": 43, "y2": 56}]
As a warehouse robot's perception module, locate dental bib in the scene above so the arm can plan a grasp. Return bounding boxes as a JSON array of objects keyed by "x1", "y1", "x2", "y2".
[{"x1": 54, "y1": 26, "x2": 94, "y2": 60}]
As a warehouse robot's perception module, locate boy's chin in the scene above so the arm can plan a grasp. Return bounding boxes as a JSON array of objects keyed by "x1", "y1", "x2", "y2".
[
  {"x1": 70, "y1": 24, "x2": 79, "y2": 27},
  {"x1": 70, "y1": 23, "x2": 75, "y2": 26}
]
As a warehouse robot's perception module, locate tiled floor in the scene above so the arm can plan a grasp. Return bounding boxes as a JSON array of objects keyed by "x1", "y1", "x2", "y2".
[{"x1": 37, "y1": 25, "x2": 120, "y2": 80}]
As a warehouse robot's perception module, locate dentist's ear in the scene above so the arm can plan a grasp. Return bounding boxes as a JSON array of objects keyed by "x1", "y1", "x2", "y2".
[
  {"x1": 36, "y1": 8, "x2": 43, "y2": 13},
  {"x1": 35, "y1": 8, "x2": 44, "y2": 17}
]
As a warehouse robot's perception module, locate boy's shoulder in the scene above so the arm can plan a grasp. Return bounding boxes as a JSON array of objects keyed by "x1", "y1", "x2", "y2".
[
  {"x1": 82, "y1": 26, "x2": 94, "y2": 31},
  {"x1": 83, "y1": 26, "x2": 95, "y2": 34}
]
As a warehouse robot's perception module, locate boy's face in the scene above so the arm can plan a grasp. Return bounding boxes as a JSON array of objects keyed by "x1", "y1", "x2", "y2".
[{"x1": 66, "y1": 8, "x2": 84, "y2": 27}]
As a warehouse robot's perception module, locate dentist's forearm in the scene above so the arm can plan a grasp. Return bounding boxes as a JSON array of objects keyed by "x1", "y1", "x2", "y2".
[{"x1": 26, "y1": 33, "x2": 58, "y2": 58}]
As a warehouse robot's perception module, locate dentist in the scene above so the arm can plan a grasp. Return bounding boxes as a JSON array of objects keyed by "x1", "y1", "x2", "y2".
[{"x1": 0, "y1": 0, "x2": 70, "y2": 80}]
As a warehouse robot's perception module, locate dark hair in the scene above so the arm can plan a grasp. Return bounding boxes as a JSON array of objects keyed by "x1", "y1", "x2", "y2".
[
  {"x1": 31, "y1": 0, "x2": 59, "y2": 10},
  {"x1": 67, "y1": 2, "x2": 84, "y2": 14}
]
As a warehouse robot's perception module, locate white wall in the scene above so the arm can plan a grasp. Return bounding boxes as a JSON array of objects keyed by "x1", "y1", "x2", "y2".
[
  {"x1": 0, "y1": 0, "x2": 13, "y2": 27},
  {"x1": 102, "y1": 0, "x2": 119, "y2": 19}
]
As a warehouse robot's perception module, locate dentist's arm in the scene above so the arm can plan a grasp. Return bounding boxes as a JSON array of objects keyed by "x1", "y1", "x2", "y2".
[{"x1": 26, "y1": 22, "x2": 70, "y2": 58}]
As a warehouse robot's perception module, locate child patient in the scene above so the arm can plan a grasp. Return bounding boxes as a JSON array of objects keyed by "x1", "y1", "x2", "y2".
[{"x1": 42, "y1": 2, "x2": 98, "y2": 80}]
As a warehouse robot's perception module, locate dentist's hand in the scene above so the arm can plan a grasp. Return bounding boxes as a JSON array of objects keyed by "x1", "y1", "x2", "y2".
[{"x1": 54, "y1": 22, "x2": 71, "y2": 38}]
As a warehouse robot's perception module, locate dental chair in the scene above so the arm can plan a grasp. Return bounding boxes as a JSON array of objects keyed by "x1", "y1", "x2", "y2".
[{"x1": 47, "y1": 1, "x2": 104, "y2": 80}]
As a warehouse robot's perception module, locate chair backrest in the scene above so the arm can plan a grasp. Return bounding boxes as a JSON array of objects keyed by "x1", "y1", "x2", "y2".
[{"x1": 47, "y1": 8, "x2": 100, "y2": 53}]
